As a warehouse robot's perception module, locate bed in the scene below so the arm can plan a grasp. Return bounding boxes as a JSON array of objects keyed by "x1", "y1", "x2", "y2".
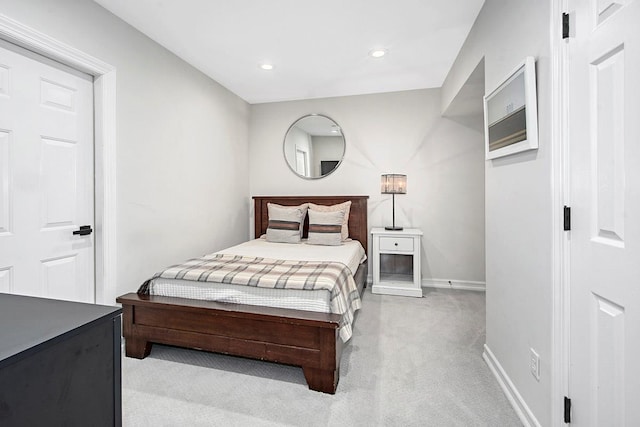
[{"x1": 116, "y1": 195, "x2": 368, "y2": 394}]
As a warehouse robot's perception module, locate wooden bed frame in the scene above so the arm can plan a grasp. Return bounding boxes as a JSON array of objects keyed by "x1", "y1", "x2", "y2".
[{"x1": 117, "y1": 195, "x2": 368, "y2": 394}]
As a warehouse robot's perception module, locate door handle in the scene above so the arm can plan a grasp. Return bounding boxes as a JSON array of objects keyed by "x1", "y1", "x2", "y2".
[{"x1": 73, "y1": 225, "x2": 93, "y2": 236}]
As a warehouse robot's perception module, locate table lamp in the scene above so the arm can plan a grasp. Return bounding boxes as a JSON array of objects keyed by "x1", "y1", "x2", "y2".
[{"x1": 381, "y1": 174, "x2": 407, "y2": 230}]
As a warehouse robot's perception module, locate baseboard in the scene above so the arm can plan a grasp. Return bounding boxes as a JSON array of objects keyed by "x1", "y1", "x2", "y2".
[
  {"x1": 483, "y1": 344, "x2": 541, "y2": 427},
  {"x1": 367, "y1": 275, "x2": 486, "y2": 291},
  {"x1": 422, "y1": 278, "x2": 486, "y2": 291}
]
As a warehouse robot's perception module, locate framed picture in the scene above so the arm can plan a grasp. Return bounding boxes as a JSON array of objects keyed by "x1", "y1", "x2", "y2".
[{"x1": 484, "y1": 56, "x2": 538, "y2": 160}]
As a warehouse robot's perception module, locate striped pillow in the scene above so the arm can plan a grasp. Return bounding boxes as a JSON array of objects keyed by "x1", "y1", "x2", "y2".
[
  {"x1": 266, "y1": 203, "x2": 307, "y2": 243},
  {"x1": 308, "y1": 201, "x2": 352, "y2": 241},
  {"x1": 307, "y1": 209, "x2": 345, "y2": 246}
]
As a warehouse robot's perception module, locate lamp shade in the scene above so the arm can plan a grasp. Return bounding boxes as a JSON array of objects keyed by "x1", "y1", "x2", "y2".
[{"x1": 381, "y1": 174, "x2": 407, "y2": 194}]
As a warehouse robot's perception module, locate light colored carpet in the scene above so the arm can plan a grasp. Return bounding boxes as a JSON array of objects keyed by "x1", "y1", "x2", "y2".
[{"x1": 122, "y1": 288, "x2": 522, "y2": 426}]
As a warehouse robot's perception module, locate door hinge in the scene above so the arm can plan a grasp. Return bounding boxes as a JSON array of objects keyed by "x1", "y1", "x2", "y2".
[
  {"x1": 564, "y1": 396, "x2": 572, "y2": 423},
  {"x1": 564, "y1": 206, "x2": 571, "y2": 231},
  {"x1": 562, "y1": 12, "x2": 570, "y2": 39}
]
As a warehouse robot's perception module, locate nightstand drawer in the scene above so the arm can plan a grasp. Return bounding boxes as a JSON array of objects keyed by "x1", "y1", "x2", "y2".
[{"x1": 379, "y1": 236, "x2": 414, "y2": 252}]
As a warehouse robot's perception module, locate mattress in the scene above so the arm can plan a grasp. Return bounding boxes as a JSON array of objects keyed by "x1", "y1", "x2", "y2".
[{"x1": 151, "y1": 238, "x2": 366, "y2": 314}]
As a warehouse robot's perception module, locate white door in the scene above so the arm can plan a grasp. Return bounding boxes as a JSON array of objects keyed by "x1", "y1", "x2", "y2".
[
  {"x1": 568, "y1": 0, "x2": 640, "y2": 424},
  {"x1": 295, "y1": 147, "x2": 309, "y2": 176},
  {"x1": 0, "y1": 40, "x2": 95, "y2": 303}
]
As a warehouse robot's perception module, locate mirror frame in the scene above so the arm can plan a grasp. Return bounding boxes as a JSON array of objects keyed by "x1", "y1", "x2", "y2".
[{"x1": 283, "y1": 113, "x2": 346, "y2": 180}]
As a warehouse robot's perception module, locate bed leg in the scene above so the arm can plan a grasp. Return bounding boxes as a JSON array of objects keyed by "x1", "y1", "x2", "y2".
[
  {"x1": 302, "y1": 366, "x2": 339, "y2": 394},
  {"x1": 125, "y1": 337, "x2": 152, "y2": 359}
]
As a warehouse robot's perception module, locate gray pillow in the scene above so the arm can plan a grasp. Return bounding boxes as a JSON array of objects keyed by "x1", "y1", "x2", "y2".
[
  {"x1": 307, "y1": 209, "x2": 345, "y2": 246},
  {"x1": 266, "y1": 203, "x2": 307, "y2": 243}
]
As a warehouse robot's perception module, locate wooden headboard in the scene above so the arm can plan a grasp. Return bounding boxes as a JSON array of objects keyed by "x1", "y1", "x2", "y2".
[{"x1": 253, "y1": 196, "x2": 369, "y2": 254}]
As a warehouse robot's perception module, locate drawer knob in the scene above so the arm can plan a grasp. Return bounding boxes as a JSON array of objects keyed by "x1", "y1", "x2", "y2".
[{"x1": 394, "y1": 243, "x2": 398, "y2": 246}]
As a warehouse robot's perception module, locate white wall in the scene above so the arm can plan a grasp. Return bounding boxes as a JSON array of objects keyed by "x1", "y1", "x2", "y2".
[
  {"x1": 249, "y1": 89, "x2": 485, "y2": 284},
  {"x1": 0, "y1": 0, "x2": 251, "y2": 301},
  {"x1": 441, "y1": 0, "x2": 553, "y2": 424}
]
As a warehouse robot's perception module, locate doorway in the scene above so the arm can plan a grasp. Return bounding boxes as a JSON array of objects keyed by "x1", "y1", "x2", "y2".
[
  {"x1": 0, "y1": 15, "x2": 117, "y2": 305},
  {"x1": 0, "y1": 39, "x2": 95, "y2": 302},
  {"x1": 563, "y1": 0, "x2": 640, "y2": 424}
]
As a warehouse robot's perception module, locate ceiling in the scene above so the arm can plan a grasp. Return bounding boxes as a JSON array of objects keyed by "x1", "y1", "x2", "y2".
[
  {"x1": 94, "y1": 0, "x2": 485, "y2": 104},
  {"x1": 294, "y1": 115, "x2": 343, "y2": 137}
]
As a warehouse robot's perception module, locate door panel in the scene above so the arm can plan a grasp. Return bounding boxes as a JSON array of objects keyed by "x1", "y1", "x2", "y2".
[
  {"x1": 591, "y1": 44, "x2": 625, "y2": 247},
  {"x1": 0, "y1": 41, "x2": 94, "y2": 303},
  {"x1": 0, "y1": 130, "x2": 9, "y2": 235},
  {"x1": 41, "y1": 137, "x2": 77, "y2": 228},
  {"x1": 41, "y1": 254, "x2": 82, "y2": 303},
  {"x1": 596, "y1": 0, "x2": 629, "y2": 24},
  {"x1": 0, "y1": 64, "x2": 8, "y2": 95},
  {"x1": 0, "y1": 266, "x2": 12, "y2": 293},
  {"x1": 590, "y1": 294, "x2": 625, "y2": 426},
  {"x1": 41, "y1": 78, "x2": 76, "y2": 111},
  {"x1": 568, "y1": 0, "x2": 640, "y2": 425}
]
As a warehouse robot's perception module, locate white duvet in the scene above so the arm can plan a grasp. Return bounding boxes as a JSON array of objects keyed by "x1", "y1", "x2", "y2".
[
  {"x1": 151, "y1": 238, "x2": 367, "y2": 326},
  {"x1": 217, "y1": 238, "x2": 366, "y2": 275}
]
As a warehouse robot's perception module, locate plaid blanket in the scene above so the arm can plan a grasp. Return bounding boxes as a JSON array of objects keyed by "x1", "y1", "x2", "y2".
[{"x1": 138, "y1": 253, "x2": 362, "y2": 341}]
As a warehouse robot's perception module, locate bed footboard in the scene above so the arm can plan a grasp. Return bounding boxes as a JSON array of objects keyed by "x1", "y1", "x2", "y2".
[{"x1": 116, "y1": 293, "x2": 343, "y2": 394}]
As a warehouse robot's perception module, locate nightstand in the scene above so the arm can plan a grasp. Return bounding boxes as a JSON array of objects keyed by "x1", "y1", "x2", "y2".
[{"x1": 371, "y1": 227, "x2": 423, "y2": 297}]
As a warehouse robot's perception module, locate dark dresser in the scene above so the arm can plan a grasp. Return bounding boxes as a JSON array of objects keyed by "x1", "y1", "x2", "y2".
[{"x1": 0, "y1": 293, "x2": 122, "y2": 426}]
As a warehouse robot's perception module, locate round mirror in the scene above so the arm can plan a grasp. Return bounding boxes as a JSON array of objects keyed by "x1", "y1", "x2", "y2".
[{"x1": 283, "y1": 114, "x2": 345, "y2": 179}]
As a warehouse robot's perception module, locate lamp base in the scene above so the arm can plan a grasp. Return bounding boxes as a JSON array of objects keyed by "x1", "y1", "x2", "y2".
[{"x1": 384, "y1": 226, "x2": 404, "y2": 231}]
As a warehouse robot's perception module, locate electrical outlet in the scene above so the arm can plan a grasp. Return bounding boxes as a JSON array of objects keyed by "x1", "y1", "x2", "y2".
[{"x1": 530, "y1": 348, "x2": 540, "y2": 381}]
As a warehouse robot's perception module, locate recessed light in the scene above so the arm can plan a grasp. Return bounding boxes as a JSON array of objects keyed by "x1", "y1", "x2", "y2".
[
  {"x1": 369, "y1": 48, "x2": 387, "y2": 58},
  {"x1": 260, "y1": 63, "x2": 274, "y2": 70}
]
